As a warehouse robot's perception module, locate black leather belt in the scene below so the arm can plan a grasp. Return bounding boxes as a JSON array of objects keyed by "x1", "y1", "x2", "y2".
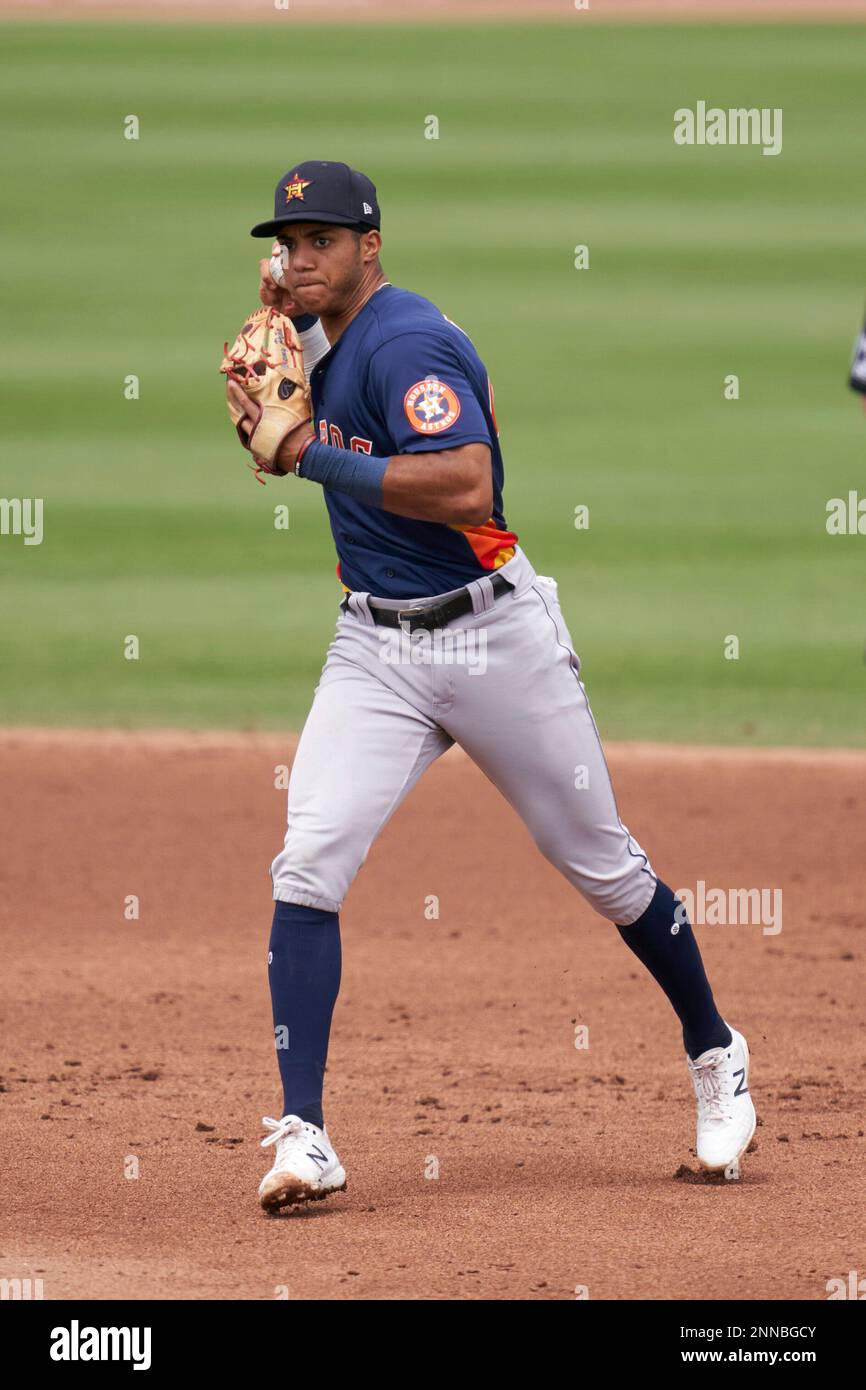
[{"x1": 369, "y1": 572, "x2": 513, "y2": 633}]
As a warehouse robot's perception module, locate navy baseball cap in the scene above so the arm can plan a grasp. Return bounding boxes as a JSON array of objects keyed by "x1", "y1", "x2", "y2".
[{"x1": 250, "y1": 160, "x2": 380, "y2": 238}]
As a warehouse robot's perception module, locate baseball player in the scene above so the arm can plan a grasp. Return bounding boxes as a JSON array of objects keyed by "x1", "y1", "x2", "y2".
[
  {"x1": 225, "y1": 161, "x2": 757, "y2": 1211},
  {"x1": 850, "y1": 301, "x2": 866, "y2": 411}
]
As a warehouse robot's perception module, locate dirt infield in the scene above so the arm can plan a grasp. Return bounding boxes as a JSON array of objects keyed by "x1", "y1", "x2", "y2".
[
  {"x1": 1, "y1": 729, "x2": 864, "y2": 1301},
  {"x1": 4, "y1": 0, "x2": 866, "y2": 23}
]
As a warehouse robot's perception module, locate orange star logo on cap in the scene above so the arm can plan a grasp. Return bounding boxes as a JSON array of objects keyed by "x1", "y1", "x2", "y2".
[{"x1": 284, "y1": 173, "x2": 312, "y2": 203}]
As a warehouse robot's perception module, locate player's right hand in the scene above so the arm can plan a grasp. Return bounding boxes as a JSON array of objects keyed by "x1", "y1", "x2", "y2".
[{"x1": 259, "y1": 242, "x2": 299, "y2": 316}]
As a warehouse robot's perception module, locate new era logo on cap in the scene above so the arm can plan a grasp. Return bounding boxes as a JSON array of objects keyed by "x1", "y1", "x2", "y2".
[{"x1": 250, "y1": 160, "x2": 381, "y2": 239}]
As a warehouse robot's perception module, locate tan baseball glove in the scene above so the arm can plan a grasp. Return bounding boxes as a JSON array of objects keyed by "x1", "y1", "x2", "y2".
[{"x1": 220, "y1": 306, "x2": 311, "y2": 480}]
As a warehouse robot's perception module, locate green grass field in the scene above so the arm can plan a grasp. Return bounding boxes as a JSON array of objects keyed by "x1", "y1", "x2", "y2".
[{"x1": 1, "y1": 20, "x2": 864, "y2": 743}]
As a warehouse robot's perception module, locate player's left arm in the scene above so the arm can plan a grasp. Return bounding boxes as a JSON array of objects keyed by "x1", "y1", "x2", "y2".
[
  {"x1": 378, "y1": 441, "x2": 492, "y2": 524},
  {"x1": 226, "y1": 394, "x2": 490, "y2": 522},
  {"x1": 307, "y1": 329, "x2": 495, "y2": 522}
]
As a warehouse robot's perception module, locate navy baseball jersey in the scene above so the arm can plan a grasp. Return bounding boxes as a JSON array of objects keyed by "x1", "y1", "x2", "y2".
[{"x1": 308, "y1": 284, "x2": 517, "y2": 598}]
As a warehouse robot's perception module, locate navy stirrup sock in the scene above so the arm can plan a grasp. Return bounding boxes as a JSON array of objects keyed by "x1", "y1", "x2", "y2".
[
  {"x1": 616, "y1": 879, "x2": 731, "y2": 1060},
  {"x1": 267, "y1": 901, "x2": 342, "y2": 1129}
]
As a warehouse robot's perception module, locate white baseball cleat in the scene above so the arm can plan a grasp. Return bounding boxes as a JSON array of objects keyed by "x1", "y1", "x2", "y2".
[
  {"x1": 258, "y1": 1114, "x2": 347, "y2": 1212},
  {"x1": 687, "y1": 1025, "x2": 757, "y2": 1173}
]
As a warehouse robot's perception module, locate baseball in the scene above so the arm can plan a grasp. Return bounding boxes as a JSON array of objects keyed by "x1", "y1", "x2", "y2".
[{"x1": 269, "y1": 241, "x2": 288, "y2": 288}]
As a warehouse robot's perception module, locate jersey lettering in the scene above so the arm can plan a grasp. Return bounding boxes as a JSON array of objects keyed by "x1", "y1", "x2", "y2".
[{"x1": 316, "y1": 418, "x2": 374, "y2": 455}]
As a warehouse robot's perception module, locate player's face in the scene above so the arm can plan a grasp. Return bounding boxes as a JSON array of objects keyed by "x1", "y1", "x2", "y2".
[{"x1": 276, "y1": 223, "x2": 367, "y2": 316}]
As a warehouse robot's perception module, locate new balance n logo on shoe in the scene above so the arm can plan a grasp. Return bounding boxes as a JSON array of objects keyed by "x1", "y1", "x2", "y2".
[
  {"x1": 733, "y1": 1068, "x2": 748, "y2": 1096},
  {"x1": 307, "y1": 1145, "x2": 328, "y2": 1168}
]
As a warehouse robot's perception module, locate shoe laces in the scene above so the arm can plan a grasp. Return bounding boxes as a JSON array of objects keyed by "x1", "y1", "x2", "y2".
[
  {"x1": 689, "y1": 1051, "x2": 732, "y2": 1122},
  {"x1": 260, "y1": 1114, "x2": 311, "y2": 1151}
]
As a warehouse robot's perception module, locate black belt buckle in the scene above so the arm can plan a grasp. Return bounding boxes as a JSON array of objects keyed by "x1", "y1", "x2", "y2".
[
  {"x1": 378, "y1": 573, "x2": 512, "y2": 632},
  {"x1": 397, "y1": 604, "x2": 442, "y2": 632}
]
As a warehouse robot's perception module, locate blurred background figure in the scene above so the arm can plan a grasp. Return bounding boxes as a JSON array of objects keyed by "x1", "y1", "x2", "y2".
[{"x1": 849, "y1": 302, "x2": 866, "y2": 413}]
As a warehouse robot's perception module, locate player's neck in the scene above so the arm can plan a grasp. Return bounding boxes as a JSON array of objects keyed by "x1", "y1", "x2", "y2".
[{"x1": 320, "y1": 270, "x2": 390, "y2": 344}]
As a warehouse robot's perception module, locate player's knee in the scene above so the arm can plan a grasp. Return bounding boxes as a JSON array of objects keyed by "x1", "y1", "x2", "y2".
[
  {"x1": 582, "y1": 871, "x2": 655, "y2": 925},
  {"x1": 270, "y1": 833, "x2": 362, "y2": 913},
  {"x1": 536, "y1": 834, "x2": 653, "y2": 924},
  {"x1": 270, "y1": 846, "x2": 346, "y2": 912}
]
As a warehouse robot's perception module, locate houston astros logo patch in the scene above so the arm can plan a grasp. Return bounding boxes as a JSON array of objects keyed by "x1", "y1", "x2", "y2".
[
  {"x1": 284, "y1": 172, "x2": 312, "y2": 203},
  {"x1": 403, "y1": 377, "x2": 461, "y2": 434}
]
